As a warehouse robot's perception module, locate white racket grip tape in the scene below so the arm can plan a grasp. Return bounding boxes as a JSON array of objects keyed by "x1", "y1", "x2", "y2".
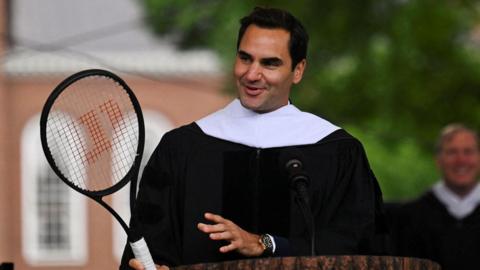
[{"x1": 130, "y1": 237, "x2": 157, "y2": 270}]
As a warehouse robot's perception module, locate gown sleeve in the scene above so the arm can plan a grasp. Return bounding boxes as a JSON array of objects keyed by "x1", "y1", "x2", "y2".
[{"x1": 119, "y1": 132, "x2": 183, "y2": 269}]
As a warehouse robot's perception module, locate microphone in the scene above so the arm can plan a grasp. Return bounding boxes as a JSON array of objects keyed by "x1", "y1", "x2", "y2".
[
  {"x1": 283, "y1": 156, "x2": 310, "y2": 206},
  {"x1": 279, "y1": 148, "x2": 315, "y2": 256}
]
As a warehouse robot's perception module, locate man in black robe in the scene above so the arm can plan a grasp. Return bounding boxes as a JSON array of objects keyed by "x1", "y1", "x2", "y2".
[
  {"x1": 390, "y1": 124, "x2": 480, "y2": 270},
  {"x1": 121, "y1": 7, "x2": 385, "y2": 270}
]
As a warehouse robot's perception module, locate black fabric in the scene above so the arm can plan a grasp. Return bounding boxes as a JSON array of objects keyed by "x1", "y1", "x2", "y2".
[
  {"x1": 389, "y1": 191, "x2": 480, "y2": 270},
  {"x1": 222, "y1": 148, "x2": 290, "y2": 237},
  {"x1": 120, "y1": 123, "x2": 386, "y2": 268},
  {"x1": 272, "y1": 235, "x2": 292, "y2": 256}
]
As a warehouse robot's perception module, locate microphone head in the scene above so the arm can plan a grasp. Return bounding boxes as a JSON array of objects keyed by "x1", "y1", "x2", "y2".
[
  {"x1": 278, "y1": 147, "x2": 309, "y2": 185},
  {"x1": 278, "y1": 147, "x2": 305, "y2": 171},
  {"x1": 285, "y1": 158, "x2": 302, "y2": 171}
]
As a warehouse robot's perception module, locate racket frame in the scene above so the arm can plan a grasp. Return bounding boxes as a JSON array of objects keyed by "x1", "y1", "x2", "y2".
[{"x1": 40, "y1": 69, "x2": 145, "y2": 237}]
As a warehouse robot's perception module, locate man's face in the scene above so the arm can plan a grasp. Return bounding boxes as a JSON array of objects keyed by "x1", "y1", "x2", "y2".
[
  {"x1": 436, "y1": 131, "x2": 480, "y2": 193},
  {"x1": 234, "y1": 25, "x2": 305, "y2": 113}
]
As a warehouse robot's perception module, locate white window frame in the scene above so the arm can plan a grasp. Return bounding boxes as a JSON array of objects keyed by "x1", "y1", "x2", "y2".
[{"x1": 21, "y1": 114, "x2": 87, "y2": 266}]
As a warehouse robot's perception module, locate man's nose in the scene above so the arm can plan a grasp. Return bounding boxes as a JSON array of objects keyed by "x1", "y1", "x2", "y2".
[{"x1": 245, "y1": 63, "x2": 262, "y2": 81}]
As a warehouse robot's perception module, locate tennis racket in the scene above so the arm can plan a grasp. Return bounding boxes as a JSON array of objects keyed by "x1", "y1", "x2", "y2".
[{"x1": 40, "y1": 69, "x2": 156, "y2": 270}]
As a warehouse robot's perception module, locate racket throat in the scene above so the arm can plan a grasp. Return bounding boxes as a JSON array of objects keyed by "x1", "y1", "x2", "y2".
[{"x1": 95, "y1": 198, "x2": 131, "y2": 238}]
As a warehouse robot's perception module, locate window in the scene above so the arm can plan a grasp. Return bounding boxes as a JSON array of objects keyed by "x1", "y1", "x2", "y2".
[
  {"x1": 21, "y1": 115, "x2": 87, "y2": 266},
  {"x1": 37, "y1": 167, "x2": 70, "y2": 252}
]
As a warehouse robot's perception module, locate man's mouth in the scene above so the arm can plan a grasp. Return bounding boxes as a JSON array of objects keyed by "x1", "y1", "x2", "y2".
[
  {"x1": 243, "y1": 85, "x2": 265, "y2": 96},
  {"x1": 452, "y1": 167, "x2": 472, "y2": 176}
]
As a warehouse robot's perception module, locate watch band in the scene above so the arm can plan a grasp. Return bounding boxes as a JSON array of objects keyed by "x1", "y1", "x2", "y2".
[{"x1": 259, "y1": 234, "x2": 275, "y2": 255}]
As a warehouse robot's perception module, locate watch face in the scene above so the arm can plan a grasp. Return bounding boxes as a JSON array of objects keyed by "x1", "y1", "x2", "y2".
[{"x1": 260, "y1": 234, "x2": 274, "y2": 255}]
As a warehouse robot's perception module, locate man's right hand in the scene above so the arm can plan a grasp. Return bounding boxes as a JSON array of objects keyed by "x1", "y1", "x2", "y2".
[{"x1": 128, "y1": 258, "x2": 169, "y2": 270}]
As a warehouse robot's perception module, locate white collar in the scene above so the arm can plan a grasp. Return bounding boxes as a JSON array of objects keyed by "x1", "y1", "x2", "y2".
[
  {"x1": 196, "y1": 99, "x2": 340, "y2": 148},
  {"x1": 432, "y1": 181, "x2": 480, "y2": 219}
]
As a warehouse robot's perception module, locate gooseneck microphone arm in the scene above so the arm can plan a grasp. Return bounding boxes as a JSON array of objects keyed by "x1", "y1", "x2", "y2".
[{"x1": 281, "y1": 150, "x2": 316, "y2": 256}]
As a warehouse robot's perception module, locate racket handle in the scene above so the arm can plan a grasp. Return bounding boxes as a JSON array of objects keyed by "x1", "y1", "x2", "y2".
[{"x1": 130, "y1": 237, "x2": 156, "y2": 270}]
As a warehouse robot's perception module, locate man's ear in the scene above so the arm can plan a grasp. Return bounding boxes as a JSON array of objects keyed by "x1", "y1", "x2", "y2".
[{"x1": 293, "y1": 59, "x2": 306, "y2": 84}]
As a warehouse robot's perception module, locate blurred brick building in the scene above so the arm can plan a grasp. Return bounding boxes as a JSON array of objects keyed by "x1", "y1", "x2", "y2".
[{"x1": 0, "y1": 0, "x2": 231, "y2": 269}]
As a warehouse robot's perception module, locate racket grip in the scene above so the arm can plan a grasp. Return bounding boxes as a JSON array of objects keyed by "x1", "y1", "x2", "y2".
[{"x1": 130, "y1": 237, "x2": 156, "y2": 270}]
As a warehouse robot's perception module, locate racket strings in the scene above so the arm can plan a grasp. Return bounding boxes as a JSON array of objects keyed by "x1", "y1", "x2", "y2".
[{"x1": 46, "y1": 75, "x2": 139, "y2": 192}]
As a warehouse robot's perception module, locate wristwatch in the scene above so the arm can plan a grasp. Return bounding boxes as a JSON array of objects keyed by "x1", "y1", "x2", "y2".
[{"x1": 259, "y1": 234, "x2": 275, "y2": 256}]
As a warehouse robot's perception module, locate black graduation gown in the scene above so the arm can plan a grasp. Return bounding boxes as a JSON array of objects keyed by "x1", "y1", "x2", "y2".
[
  {"x1": 390, "y1": 191, "x2": 480, "y2": 270},
  {"x1": 120, "y1": 123, "x2": 385, "y2": 268}
]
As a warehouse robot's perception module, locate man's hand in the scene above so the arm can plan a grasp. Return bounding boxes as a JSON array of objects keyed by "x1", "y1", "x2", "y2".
[
  {"x1": 128, "y1": 258, "x2": 169, "y2": 270},
  {"x1": 197, "y1": 212, "x2": 264, "y2": 256}
]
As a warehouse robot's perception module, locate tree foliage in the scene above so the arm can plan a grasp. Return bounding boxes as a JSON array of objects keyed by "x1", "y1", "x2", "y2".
[{"x1": 141, "y1": 0, "x2": 480, "y2": 200}]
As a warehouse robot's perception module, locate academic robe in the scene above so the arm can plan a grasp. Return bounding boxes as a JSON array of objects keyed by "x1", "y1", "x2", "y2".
[
  {"x1": 120, "y1": 123, "x2": 385, "y2": 268},
  {"x1": 391, "y1": 191, "x2": 480, "y2": 270}
]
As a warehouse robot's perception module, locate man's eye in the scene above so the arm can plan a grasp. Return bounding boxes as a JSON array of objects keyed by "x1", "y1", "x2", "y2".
[
  {"x1": 262, "y1": 59, "x2": 282, "y2": 68},
  {"x1": 238, "y1": 53, "x2": 251, "y2": 62},
  {"x1": 445, "y1": 149, "x2": 457, "y2": 156},
  {"x1": 464, "y1": 148, "x2": 478, "y2": 156}
]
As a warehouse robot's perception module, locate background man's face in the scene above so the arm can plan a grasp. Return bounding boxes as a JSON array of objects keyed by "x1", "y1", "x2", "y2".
[
  {"x1": 437, "y1": 131, "x2": 480, "y2": 192},
  {"x1": 234, "y1": 25, "x2": 305, "y2": 113}
]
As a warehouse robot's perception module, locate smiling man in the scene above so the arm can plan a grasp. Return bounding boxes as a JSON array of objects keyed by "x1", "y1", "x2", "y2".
[
  {"x1": 121, "y1": 7, "x2": 385, "y2": 270},
  {"x1": 436, "y1": 125, "x2": 480, "y2": 197},
  {"x1": 234, "y1": 25, "x2": 305, "y2": 113},
  {"x1": 393, "y1": 123, "x2": 480, "y2": 270}
]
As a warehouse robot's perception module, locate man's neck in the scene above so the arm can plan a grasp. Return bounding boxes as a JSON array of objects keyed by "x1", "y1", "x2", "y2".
[{"x1": 239, "y1": 98, "x2": 290, "y2": 114}]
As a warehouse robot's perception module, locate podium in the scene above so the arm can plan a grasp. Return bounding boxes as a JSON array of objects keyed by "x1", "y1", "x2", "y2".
[{"x1": 175, "y1": 256, "x2": 441, "y2": 270}]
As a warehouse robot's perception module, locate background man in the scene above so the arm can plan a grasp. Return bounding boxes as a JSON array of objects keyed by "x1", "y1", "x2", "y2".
[
  {"x1": 391, "y1": 123, "x2": 480, "y2": 270},
  {"x1": 122, "y1": 7, "x2": 385, "y2": 270}
]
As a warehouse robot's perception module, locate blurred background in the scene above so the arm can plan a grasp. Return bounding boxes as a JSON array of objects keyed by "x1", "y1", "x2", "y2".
[{"x1": 1, "y1": 0, "x2": 479, "y2": 269}]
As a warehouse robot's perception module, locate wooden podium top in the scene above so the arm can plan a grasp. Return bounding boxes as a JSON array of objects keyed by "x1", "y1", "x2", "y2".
[{"x1": 175, "y1": 255, "x2": 441, "y2": 270}]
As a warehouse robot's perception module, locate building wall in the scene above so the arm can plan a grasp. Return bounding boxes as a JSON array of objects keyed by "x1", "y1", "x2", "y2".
[{"x1": 0, "y1": 0, "x2": 14, "y2": 264}]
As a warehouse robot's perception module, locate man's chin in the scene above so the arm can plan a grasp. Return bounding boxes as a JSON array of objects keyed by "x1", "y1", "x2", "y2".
[
  {"x1": 239, "y1": 98, "x2": 262, "y2": 111},
  {"x1": 445, "y1": 177, "x2": 478, "y2": 191}
]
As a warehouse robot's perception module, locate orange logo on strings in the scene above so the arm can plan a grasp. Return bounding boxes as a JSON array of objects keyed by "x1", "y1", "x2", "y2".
[{"x1": 79, "y1": 99, "x2": 122, "y2": 165}]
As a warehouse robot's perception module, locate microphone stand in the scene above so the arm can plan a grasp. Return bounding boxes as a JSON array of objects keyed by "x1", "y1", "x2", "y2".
[
  {"x1": 280, "y1": 148, "x2": 316, "y2": 256},
  {"x1": 291, "y1": 174, "x2": 315, "y2": 256}
]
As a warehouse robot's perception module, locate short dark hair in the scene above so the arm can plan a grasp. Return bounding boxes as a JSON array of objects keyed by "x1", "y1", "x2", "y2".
[
  {"x1": 237, "y1": 7, "x2": 309, "y2": 70},
  {"x1": 435, "y1": 123, "x2": 479, "y2": 154}
]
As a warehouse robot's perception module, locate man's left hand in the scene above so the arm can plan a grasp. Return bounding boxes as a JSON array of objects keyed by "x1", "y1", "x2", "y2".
[{"x1": 197, "y1": 212, "x2": 264, "y2": 256}]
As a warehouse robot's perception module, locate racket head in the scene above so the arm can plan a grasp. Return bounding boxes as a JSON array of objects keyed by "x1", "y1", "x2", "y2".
[{"x1": 40, "y1": 69, "x2": 145, "y2": 197}]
